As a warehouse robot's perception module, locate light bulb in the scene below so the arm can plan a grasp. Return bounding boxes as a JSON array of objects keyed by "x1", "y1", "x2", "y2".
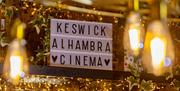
[
  {"x1": 123, "y1": 12, "x2": 144, "y2": 71},
  {"x1": 142, "y1": 20, "x2": 174, "y2": 76},
  {"x1": 123, "y1": 12, "x2": 144, "y2": 56},
  {"x1": 3, "y1": 39, "x2": 28, "y2": 85},
  {"x1": 3, "y1": 20, "x2": 28, "y2": 85}
]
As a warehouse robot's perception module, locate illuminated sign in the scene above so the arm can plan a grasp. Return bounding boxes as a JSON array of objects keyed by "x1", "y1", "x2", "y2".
[{"x1": 50, "y1": 19, "x2": 112, "y2": 70}]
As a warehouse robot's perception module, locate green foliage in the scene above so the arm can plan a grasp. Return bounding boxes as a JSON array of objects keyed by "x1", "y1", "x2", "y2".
[
  {"x1": 29, "y1": 15, "x2": 47, "y2": 34},
  {"x1": 127, "y1": 55, "x2": 155, "y2": 91},
  {"x1": 128, "y1": 55, "x2": 142, "y2": 77},
  {"x1": 140, "y1": 80, "x2": 155, "y2": 91},
  {"x1": 172, "y1": 79, "x2": 180, "y2": 90},
  {"x1": 127, "y1": 76, "x2": 155, "y2": 91},
  {"x1": 1, "y1": 2, "x2": 179, "y2": 90},
  {"x1": 29, "y1": 14, "x2": 50, "y2": 65},
  {"x1": 4, "y1": 6, "x2": 19, "y2": 23},
  {"x1": 127, "y1": 76, "x2": 139, "y2": 91},
  {"x1": 128, "y1": 63, "x2": 141, "y2": 77},
  {"x1": 175, "y1": 65, "x2": 180, "y2": 75},
  {"x1": 126, "y1": 55, "x2": 180, "y2": 90}
]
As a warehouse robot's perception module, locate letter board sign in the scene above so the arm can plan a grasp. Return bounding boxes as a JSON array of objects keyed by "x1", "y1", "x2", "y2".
[{"x1": 50, "y1": 19, "x2": 112, "y2": 70}]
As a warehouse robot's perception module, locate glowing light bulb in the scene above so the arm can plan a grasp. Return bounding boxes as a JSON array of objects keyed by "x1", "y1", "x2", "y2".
[
  {"x1": 123, "y1": 12, "x2": 144, "y2": 71},
  {"x1": 142, "y1": 20, "x2": 174, "y2": 76},
  {"x1": 10, "y1": 56, "x2": 22, "y2": 79},
  {"x1": 150, "y1": 37, "x2": 166, "y2": 69},
  {"x1": 3, "y1": 19, "x2": 28, "y2": 85},
  {"x1": 129, "y1": 28, "x2": 140, "y2": 51}
]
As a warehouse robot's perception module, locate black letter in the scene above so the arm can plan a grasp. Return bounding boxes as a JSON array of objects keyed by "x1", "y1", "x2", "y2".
[
  {"x1": 105, "y1": 42, "x2": 111, "y2": 52},
  {"x1": 88, "y1": 25, "x2": 91, "y2": 35},
  {"x1": 65, "y1": 23, "x2": 69, "y2": 33},
  {"x1": 72, "y1": 24, "x2": 77, "y2": 34},
  {"x1": 78, "y1": 25, "x2": 85, "y2": 34},
  {"x1": 57, "y1": 23, "x2": 62, "y2": 33},
  {"x1": 97, "y1": 57, "x2": 102, "y2": 67},
  {"x1": 83, "y1": 56, "x2": 88, "y2": 66},
  {"x1": 82, "y1": 40, "x2": 89, "y2": 50},
  {"x1": 101, "y1": 26, "x2": 106, "y2": 36},
  {"x1": 90, "y1": 41, "x2": 95, "y2": 51},
  {"x1": 75, "y1": 56, "x2": 81, "y2": 65},
  {"x1": 89, "y1": 57, "x2": 96, "y2": 66},
  {"x1": 75, "y1": 40, "x2": 81, "y2": 50},
  {"x1": 68, "y1": 40, "x2": 73, "y2": 49},
  {"x1": 60, "y1": 55, "x2": 65, "y2": 64},
  {"x1": 97, "y1": 41, "x2": 102, "y2": 52},
  {"x1": 70, "y1": 55, "x2": 72, "y2": 64},
  {"x1": 94, "y1": 25, "x2": 99, "y2": 35},
  {"x1": 61, "y1": 39, "x2": 64, "y2": 49},
  {"x1": 52, "y1": 38, "x2": 58, "y2": 48}
]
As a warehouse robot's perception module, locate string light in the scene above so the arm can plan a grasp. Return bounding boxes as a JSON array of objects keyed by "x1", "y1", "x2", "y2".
[{"x1": 0, "y1": 75, "x2": 178, "y2": 90}]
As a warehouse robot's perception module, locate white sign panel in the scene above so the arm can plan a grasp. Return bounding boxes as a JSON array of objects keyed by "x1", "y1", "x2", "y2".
[{"x1": 50, "y1": 19, "x2": 112, "y2": 70}]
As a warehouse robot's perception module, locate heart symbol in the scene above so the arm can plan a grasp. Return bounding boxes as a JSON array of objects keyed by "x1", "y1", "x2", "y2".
[
  {"x1": 52, "y1": 55, "x2": 57, "y2": 63},
  {"x1": 104, "y1": 59, "x2": 110, "y2": 66}
]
